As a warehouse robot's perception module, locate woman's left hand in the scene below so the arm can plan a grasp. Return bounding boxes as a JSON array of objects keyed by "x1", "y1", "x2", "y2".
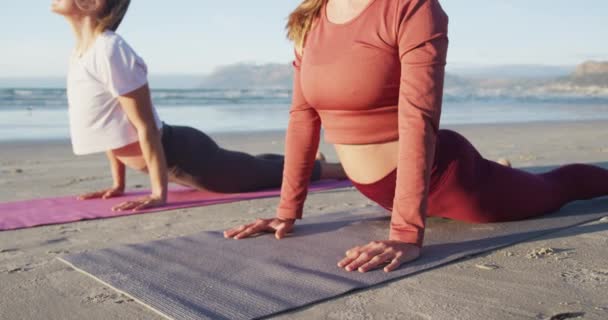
[
  {"x1": 338, "y1": 240, "x2": 421, "y2": 273},
  {"x1": 112, "y1": 194, "x2": 166, "y2": 212}
]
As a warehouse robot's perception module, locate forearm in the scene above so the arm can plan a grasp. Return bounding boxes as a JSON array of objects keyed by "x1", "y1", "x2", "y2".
[
  {"x1": 276, "y1": 114, "x2": 321, "y2": 220},
  {"x1": 106, "y1": 150, "x2": 126, "y2": 188},
  {"x1": 138, "y1": 129, "x2": 168, "y2": 199},
  {"x1": 391, "y1": 118, "x2": 436, "y2": 246}
]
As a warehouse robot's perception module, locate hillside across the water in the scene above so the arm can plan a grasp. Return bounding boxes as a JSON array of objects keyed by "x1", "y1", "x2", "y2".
[
  {"x1": 567, "y1": 61, "x2": 608, "y2": 86},
  {"x1": 193, "y1": 60, "x2": 608, "y2": 99}
]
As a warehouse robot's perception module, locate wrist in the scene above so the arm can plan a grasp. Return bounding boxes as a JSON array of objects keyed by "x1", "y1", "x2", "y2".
[
  {"x1": 150, "y1": 176, "x2": 168, "y2": 200},
  {"x1": 112, "y1": 183, "x2": 125, "y2": 190},
  {"x1": 276, "y1": 206, "x2": 303, "y2": 221},
  {"x1": 151, "y1": 187, "x2": 167, "y2": 200},
  {"x1": 389, "y1": 228, "x2": 423, "y2": 248},
  {"x1": 154, "y1": 192, "x2": 167, "y2": 200}
]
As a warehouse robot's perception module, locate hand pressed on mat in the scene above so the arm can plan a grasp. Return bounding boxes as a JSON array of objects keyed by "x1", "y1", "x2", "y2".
[
  {"x1": 338, "y1": 240, "x2": 421, "y2": 273},
  {"x1": 111, "y1": 194, "x2": 166, "y2": 212},
  {"x1": 78, "y1": 185, "x2": 124, "y2": 200},
  {"x1": 224, "y1": 218, "x2": 295, "y2": 240},
  {"x1": 224, "y1": 219, "x2": 420, "y2": 272}
]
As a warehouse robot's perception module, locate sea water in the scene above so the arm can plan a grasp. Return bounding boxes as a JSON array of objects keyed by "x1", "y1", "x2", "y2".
[{"x1": 1, "y1": 87, "x2": 608, "y2": 141}]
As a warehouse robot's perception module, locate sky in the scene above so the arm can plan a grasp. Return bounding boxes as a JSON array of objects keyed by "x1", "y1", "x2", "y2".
[{"x1": 0, "y1": 0, "x2": 606, "y2": 77}]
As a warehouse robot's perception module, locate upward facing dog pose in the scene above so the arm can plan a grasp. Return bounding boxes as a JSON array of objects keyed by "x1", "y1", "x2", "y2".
[
  {"x1": 51, "y1": 0, "x2": 346, "y2": 212},
  {"x1": 225, "y1": 0, "x2": 608, "y2": 273}
]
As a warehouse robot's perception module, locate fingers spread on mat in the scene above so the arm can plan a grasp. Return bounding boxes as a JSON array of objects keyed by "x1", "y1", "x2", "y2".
[{"x1": 338, "y1": 240, "x2": 421, "y2": 273}]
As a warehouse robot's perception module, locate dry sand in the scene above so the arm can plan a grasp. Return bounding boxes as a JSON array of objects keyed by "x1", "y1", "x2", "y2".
[{"x1": 1, "y1": 120, "x2": 607, "y2": 320}]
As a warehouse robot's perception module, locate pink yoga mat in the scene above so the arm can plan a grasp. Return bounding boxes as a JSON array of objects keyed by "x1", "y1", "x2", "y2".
[{"x1": 0, "y1": 180, "x2": 352, "y2": 231}]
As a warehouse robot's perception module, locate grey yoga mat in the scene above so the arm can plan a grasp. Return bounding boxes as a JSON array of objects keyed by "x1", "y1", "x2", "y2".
[{"x1": 60, "y1": 198, "x2": 608, "y2": 320}]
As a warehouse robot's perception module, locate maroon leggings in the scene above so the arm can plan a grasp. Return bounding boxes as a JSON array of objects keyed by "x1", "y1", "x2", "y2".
[{"x1": 352, "y1": 130, "x2": 608, "y2": 223}]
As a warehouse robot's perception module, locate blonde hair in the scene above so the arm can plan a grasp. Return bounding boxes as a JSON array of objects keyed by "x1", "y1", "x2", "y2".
[
  {"x1": 96, "y1": 0, "x2": 131, "y2": 33},
  {"x1": 286, "y1": 0, "x2": 326, "y2": 54}
]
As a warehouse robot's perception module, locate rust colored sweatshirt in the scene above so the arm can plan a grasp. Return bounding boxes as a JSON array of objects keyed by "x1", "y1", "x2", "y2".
[{"x1": 277, "y1": 0, "x2": 449, "y2": 246}]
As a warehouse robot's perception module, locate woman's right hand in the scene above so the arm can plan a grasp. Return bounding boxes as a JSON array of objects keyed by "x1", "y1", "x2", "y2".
[
  {"x1": 224, "y1": 218, "x2": 295, "y2": 240},
  {"x1": 78, "y1": 186, "x2": 125, "y2": 200}
]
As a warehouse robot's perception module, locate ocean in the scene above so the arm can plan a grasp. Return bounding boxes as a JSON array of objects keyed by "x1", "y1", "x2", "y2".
[{"x1": 1, "y1": 87, "x2": 608, "y2": 141}]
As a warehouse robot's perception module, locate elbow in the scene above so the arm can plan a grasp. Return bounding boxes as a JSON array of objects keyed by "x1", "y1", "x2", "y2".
[
  {"x1": 424, "y1": 113, "x2": 440, "y2": 134},
  {"x1": 136, "y1": 125, "x2": 161, "y2": 143},
  {"x1": 400, "y1": 107, "x2": 440, "y2": 135}
]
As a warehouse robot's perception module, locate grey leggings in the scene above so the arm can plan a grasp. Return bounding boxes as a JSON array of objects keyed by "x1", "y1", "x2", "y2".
[{"x1": 161, "y1": 124, "x2": 322, "y2": 193}]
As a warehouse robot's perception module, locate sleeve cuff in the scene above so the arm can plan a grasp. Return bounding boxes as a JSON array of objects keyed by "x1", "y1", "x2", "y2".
[
  {"x1": 389, "y1": 228, "x2": 424, "y2": 247},
  {"x1": 276, "y1": 206, "x2": 303, "y2": 220},
  {"x1": 114, "y1": 81, "x2": 148, "y2": 97}
]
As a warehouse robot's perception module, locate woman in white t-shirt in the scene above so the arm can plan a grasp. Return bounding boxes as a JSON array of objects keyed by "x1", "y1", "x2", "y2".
[{"x1": 52, "y1": 0, "x2": 345, "y2": 212}]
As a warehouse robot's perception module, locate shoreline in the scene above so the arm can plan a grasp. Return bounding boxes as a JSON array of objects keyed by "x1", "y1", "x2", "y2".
[{"x1": 2, "y1": 118, "x2": 608, "y2": 146}]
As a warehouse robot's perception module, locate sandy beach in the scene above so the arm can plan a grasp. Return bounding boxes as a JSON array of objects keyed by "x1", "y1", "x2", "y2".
[{"x1": 1, "y1": 120, "x2": 607, "y2": 320}]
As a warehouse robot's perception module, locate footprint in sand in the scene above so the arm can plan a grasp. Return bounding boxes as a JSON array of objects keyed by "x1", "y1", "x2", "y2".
[
  {"x1": 475, "y1": 263, "x2": 500, "y2": 270},
  {"x1": 545, "y1": 312, "x2": 586, "y2": 320},
  {"x1": 43, "y1": 237, "x2": 70, "y2": 245},
  {"x1": 560, "y1": 268, "x2": 608, "y2": 287},
  {"x1": 83, "y1": 290, "x2": 133, "y2": 304},
  {"x1": 53, "y1": 176, "x2": 103, "y2": 188},
  {"x1": 0, "y1": 248, "x2": 20, "y2": 254},
  {"x1": 6, "y1": 267, "x2": 26, "y2": 274},
  {"x1": 114, "y1": 298, "x2": 135, "y2": 304},
  {"x1": 47, "y1": 249, "x2": 71, "y2": 255},
  {"x1": 3, "y1": 264, "x2": 36, "y2": 274},
  {"x1": 60, "y1": 228, "x2": 80, "y2": 235},
  {"x1": 527, "y1": 248, "x2": 575, "y2": 260},
  {"x1": 0, "y1": 248, "x2": 22, "y2": 258},
  {"x1": 83, "y1": 292, "x2": 120, "y2": 304},
  {"x1": 527, "y1": 247, "x2": 556, "y2": 259}
]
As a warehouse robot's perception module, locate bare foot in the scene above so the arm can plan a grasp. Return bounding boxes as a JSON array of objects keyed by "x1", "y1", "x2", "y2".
[{"x1": 497, "y1": 158, "x2": 512, "y2": 168}]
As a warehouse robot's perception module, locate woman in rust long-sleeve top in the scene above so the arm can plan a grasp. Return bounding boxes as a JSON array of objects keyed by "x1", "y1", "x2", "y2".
[{"x1": 225, "y1": 0, "x2": 608, "y2": 273}]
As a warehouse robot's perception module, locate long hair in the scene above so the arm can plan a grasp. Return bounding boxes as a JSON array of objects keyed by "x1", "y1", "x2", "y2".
[
  {"x1": 80, "y1": 0, "x2": 131, "y2": 33},
  {"x1": 99, "y1": 0, "x2": 131, "y2": 32},
  {"x1": 286, "y1": 0, "x2": 326, "y2": 54}
]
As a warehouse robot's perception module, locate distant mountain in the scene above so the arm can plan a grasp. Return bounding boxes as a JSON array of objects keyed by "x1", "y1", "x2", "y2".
[
  {"x1": 567, "y1": 61, "x2": 608, "y2": 86},
  {"x1": 180, "y1": 61, "x2": 608, "y2": 97},
  {"x1": 195, "y1": 63, "x2": 578, "y2": 89},
  {"x1": 446, "y1": 64, "x2": 574, "y2": 80},
  {"x1": 530, "y1": 61, "x2": 608, "y2": 96},
  {"x1": 199, "y1": 63, "x2": 293, "y2": 89},
  {"x1": 573, "y1": 61, "x2": 608, "y2": 76},
  {"x1": 148, "y1": 74, "x2": 206, "y2": 89},
  {"x1": 443, "y1": 61, "x2": 608, "y2": 98}
]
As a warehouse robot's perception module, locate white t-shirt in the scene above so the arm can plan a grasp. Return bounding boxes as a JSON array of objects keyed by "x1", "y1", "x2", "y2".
[{"x1": 67, "y1": 30, "x2": 163, "y2": 155}]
